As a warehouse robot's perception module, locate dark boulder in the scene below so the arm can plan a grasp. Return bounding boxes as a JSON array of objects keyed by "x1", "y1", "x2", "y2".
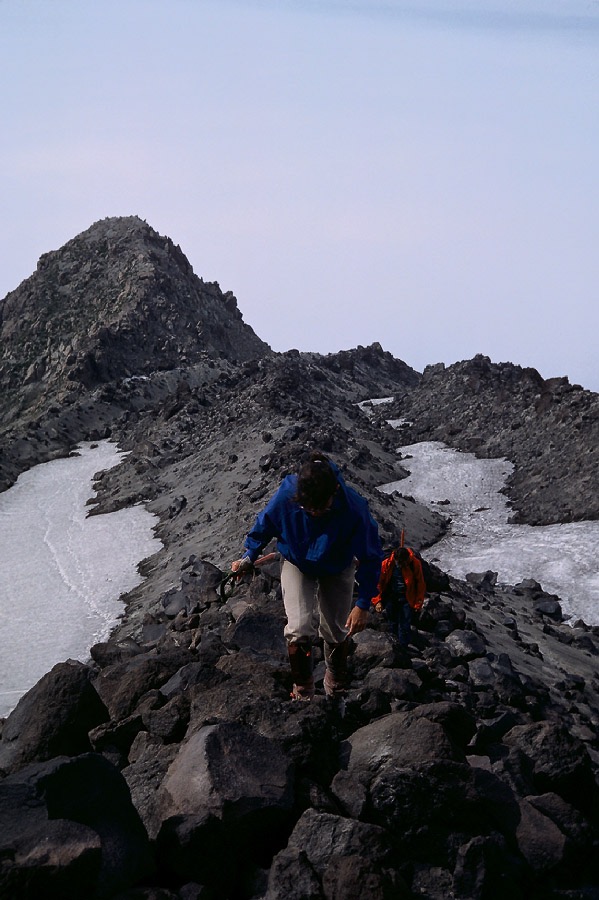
[
  {"x1": 93, "y1": 648, "x2": 194, "y2": 721},
  {"x1": 514, "y1": 797, "x2": 567, "y2": 874},
  {"x1": 0, "y1": 774, "x2": 101, "y2": 900},
  {"x1": 0, "y1": 660, "x2": 109, "y2": 775},
  {"x1": 444, "y1": 629, "x2": 487, "y2": 661},
  {"x1": 225, "y1": 607, "x2": 288, "y2": 659},
  {"x1": 452, "y1": 833, "x2": 525, "y2": 900},
  {"x1": 266, "y1": 809, "x2": 407, "y2": 900},
  {"x1": 155, "y1": 722, "x2": 295, "y2": 888},
  {"x1": 411, "y1": 701, "x2": 477, "y2": 752},
  {"x1": 122, "y1": 734, "x2": 180, "y2": 840},
  {"x1": 331, "y1": 710, "x2": 465, "y2": 821},
  {"x1": 0, "y1": 753, "x2": 153, "y2": 898},
  {"x1": 503, "y1": 721, "x2": 599, "y2": 813}
]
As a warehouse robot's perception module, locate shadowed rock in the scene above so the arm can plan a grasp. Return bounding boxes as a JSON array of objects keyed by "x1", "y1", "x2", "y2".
[
  {"x1": 93, "y1": 648, "x2": 195, "y2": 721},
  {"x1": 0, "y1": 660, "x2": 109, "y2": 775},
  {"x1": 155, "y1": 722, "x2": 294, "y2": 889},
  {"x1": 503, "y1": 721, "x2": 599, "y2": 814},
  {"x1": 0, "y1": 753, "x2": 153, "y2": 898},
  {"x1": 266, "y1": 809, "x2": 407, "y2": 900}
]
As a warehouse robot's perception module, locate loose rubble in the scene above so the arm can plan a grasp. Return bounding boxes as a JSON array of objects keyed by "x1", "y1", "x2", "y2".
[{"x1": 2, "y1": 561, "x2": 599, "y2": 899}]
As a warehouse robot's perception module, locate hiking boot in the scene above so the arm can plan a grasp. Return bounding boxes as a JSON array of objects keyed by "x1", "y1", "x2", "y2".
[
  {"x1": 323, "y1": 638, "x2": 351, "y2": 698},
  {"x1": 288, "y1": 641, "x2": 315, "y2": 701},
  {"x1": 290, "y1": 680, "x2": 315, "y2": 701}
]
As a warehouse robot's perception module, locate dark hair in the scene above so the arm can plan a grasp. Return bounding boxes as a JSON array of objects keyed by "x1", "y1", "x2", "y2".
[
  {"x1": 294, "y1": 452, "x2": 338, "y2": 510},
  {"x1": 397, "y1": 547, "x2": 410, "y2": 563}
]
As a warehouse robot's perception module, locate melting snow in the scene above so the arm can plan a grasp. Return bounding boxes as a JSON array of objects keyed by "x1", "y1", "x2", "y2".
[
  {"x1": 0, "y1": 442, "x2": 162, "y2": 718},
  {"x1": 380, "y1": 440, "x2": 599, "y2": 625}
]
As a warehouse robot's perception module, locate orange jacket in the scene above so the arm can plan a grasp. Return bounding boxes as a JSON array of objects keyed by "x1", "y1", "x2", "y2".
[{"x1": 372, "y1": 547, "x2": 426, "y2": 611}]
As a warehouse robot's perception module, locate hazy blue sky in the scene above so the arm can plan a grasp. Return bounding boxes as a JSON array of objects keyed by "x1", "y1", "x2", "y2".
[{"x1": 2, "y1": 0, "x2": 598, "y2": 389}]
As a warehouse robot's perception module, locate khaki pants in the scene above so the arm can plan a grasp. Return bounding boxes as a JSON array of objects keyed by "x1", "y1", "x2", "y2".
[{"x1": 281, "y1": 558, "x2": 357, "y2": 645}]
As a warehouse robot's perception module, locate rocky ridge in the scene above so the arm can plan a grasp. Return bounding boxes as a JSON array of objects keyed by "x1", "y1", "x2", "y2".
[
  {"x1": 385, "y1": 354, "x2": 599, "y2": 526},
  {"x1": 0, "y1": 219, "x2": 598, "y2": 899}
]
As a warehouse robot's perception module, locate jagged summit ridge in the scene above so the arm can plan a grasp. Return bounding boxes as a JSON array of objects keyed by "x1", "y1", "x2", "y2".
[{"x1": 0, "y1": 216, "x2": 270, "y2": 420}]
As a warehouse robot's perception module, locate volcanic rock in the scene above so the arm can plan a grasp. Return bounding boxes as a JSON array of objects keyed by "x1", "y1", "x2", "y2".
[{"x1": 1, "y1": 218, "x2": 599, "y2": 899}]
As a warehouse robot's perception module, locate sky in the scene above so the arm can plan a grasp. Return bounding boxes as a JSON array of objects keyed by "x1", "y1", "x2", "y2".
[{"x1": 1, "y1": 0, "x2": 598, "y2": 390}]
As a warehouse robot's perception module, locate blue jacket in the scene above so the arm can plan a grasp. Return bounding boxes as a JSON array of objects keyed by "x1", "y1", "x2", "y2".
[{"x1": 243, "y1": 465, "x2": 382, "y2": 610}]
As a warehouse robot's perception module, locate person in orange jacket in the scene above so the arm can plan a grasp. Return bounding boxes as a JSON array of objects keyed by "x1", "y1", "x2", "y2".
[{"x1": 372, "y1": 546, "x2": 426, "y2": 647}]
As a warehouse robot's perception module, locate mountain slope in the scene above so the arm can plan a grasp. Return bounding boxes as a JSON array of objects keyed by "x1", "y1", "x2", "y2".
[
  {"x1": 0, "y1": 216, "x2": 270, "y2": 425},
  {"x1": 1, "y1": 221, "x2": 599, "y2": 899}
]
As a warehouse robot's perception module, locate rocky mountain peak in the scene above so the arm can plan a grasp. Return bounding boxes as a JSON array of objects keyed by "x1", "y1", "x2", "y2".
[{"x1": 0, "y1": 216, "x2": 271, "y2": 422}]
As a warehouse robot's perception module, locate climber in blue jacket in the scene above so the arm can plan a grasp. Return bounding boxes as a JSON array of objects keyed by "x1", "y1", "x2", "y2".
[{"x1": 232, "y1": 451, "x2": 382, "y2": 700}]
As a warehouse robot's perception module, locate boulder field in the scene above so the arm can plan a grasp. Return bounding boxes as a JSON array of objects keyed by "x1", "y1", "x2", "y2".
[{"x1": 1, "y1": 555, "x2": 599, "y2": 899}]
